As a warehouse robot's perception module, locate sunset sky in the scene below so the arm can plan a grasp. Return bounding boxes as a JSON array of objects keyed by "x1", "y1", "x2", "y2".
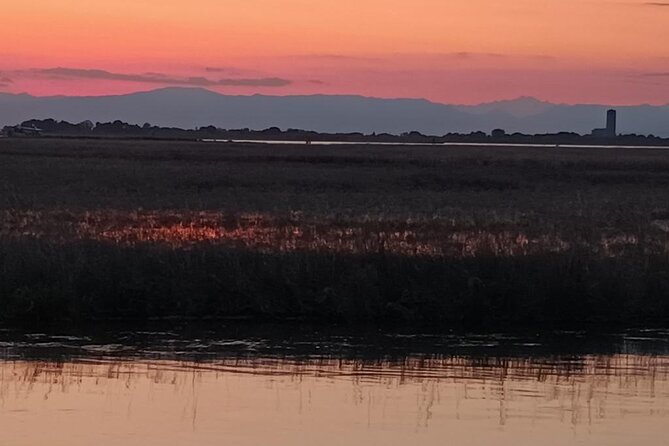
[{"x1": 1, "y1": 0, "x2": 668, "y2": 104}]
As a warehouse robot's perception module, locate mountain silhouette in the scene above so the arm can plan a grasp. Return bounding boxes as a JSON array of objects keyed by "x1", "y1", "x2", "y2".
[
  {"x1": 1, "y1": 87, "x2": 668, "y2": 136},
  {"x1": 457, "y1": 96, "x2": 556, "y2": 118}
]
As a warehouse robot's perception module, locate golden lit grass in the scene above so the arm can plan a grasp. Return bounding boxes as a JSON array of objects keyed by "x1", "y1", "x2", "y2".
[{"x1": 2, "y1": 208, "x2": 667, "y2": 258}]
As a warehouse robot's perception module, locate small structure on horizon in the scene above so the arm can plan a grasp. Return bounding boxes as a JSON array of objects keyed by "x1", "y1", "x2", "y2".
[
  {"x1": 1, "y1": 124, "x2": 43, "y2": 137},
  {"x1": 591, "y1": 109, "x2": 617, "y2": 137}
]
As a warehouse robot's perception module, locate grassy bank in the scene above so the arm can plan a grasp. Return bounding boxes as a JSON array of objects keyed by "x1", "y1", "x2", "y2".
[
  {"x1": 1, "y1": 138, "x2": 669, "y2": 327},
  {"x1": 1, "y1": 236, "x2": 668, "y2": 326}
]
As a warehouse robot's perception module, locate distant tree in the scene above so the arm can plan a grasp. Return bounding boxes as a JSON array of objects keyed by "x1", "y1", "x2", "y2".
[{"x1": 78, "y1": 120, "x2": 94, "y2": 131}]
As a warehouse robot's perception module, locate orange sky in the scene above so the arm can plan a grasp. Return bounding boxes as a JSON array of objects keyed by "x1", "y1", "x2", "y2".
[{"x1": 1, "y1": 0, "x2": 668, "y2": 104}]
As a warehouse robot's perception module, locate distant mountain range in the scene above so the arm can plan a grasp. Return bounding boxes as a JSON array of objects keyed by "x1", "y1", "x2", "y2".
[{"x1": 1, "y1": 87, "x2": 668, "y2": 137}]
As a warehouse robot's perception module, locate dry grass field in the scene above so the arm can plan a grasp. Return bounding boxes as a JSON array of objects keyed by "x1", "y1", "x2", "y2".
[{"x1": 1, "y1": 137, "x2": 669, "y2": 326}]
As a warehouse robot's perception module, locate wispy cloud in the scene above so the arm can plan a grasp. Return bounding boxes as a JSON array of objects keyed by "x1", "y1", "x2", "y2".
[
  {"x1": 639, "y1": 72, "x2": 669, "y2": 77},
  {"x1": 292, "y1": 54, "x2": 384, "y2": 62},
  {"x1": 0, "y1": 76, "x2": 12, "y2": 87},
  {"x1": 289, "y1": 52, "x2": 555, "y2": 66},
  {"x1": 450, "y1": 52, "x2": 505, "y2": 59},
  {"x1": 415, "y1": 52, "x2": 555, "y2": 61},
  {"x1": 204, "y1": 66, "x2": 245, "y2": 74},
  {"x1": 24, "y1": 67, "x2": 292, "y2": 87},
  {"x1": 645, "y1": 2, "x2": 669, "y2": 6}
]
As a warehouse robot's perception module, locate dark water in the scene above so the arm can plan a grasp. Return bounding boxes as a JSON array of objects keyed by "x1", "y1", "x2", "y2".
[
  {"x1": 1, "y1": 327, "x2": 668, "y2": 446},
  {"x1": 204, "y1": 139, "x2": 669, "y2": 150}
]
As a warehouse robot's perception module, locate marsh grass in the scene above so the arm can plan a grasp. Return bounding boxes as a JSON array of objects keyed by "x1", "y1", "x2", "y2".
[
  {"x1": 1, "y1": 138, "x2": 669, "y2": 326},
  {"x1": 1, "y1": 235, "x2": 668, "y2": 326}
]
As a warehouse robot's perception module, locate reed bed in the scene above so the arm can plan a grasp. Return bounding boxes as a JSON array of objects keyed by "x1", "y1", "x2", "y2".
[
  {"x1": 1, "y1": 209, "x2": 666, "y2": 258},
  {"x1": 1, "y1": 138, "x2": 669, "y2": 326}
]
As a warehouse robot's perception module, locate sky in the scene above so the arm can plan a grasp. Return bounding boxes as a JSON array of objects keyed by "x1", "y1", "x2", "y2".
[{"x1": 0, "y1": 0, "x2": 668, "y2": 105}]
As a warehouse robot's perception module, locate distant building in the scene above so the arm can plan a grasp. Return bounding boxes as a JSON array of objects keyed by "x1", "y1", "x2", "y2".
[
  {"x1": 607, "y1": 109, "x2": 617, "y2": 135},
  {"x1": 591, "y1": 109, "x2": 617, "y2": 137},
  {"x1": 1, "y1": 124, "x2": 43, "y2": 137}
]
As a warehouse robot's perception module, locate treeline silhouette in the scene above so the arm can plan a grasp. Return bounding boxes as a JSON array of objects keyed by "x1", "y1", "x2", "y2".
[{"x1": 4, "y1": 118, "x2": 669, "y2": 146}]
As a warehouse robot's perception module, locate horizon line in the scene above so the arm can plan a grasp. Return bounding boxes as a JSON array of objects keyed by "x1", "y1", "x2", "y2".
[{"x1": 1, "y1": 86, "x2": 666, "y2": 109}]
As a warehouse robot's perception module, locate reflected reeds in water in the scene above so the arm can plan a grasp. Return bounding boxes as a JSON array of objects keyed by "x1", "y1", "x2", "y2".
[
  {"x1": 2, "y1": 330, "x2": 669, "y2": 446},
  {"x1": 2, "y1": 354, "x2": 668, "y2": 421}
]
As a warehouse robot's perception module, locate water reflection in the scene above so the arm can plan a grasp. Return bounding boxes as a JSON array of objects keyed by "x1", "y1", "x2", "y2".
[{"x1": 1, "y1": 331, "x2": 668, "y2": 446}]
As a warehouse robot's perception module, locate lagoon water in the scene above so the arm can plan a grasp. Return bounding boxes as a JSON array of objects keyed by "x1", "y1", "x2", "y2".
[
  {"x1": 1, "y1": 329, "x2": 668, "y2": 446},
  {"x1": 202, "y1": 139, "x2": 669, "y2": 150}
]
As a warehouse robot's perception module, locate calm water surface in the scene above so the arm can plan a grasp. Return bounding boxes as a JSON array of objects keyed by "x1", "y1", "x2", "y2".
[{"x1": 1, "y1": 328, "x2": 668, "y2": 446}]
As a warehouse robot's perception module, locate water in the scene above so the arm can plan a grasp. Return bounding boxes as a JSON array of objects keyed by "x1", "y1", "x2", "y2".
[
  {"x1": 1, "y1": 328, "x2": 668, "y2": 446},
  {"x1": 201, "y1": 139, "x2": 669, "y2": 150}
]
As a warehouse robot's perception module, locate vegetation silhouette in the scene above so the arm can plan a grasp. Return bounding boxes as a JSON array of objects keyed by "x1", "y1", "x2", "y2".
[
  {"x1": 2, "y1": 138, "x2": 669, "y2": 326},
  {"x1": 3, "y1": 117, "x2": 669, "y2": 146}
]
